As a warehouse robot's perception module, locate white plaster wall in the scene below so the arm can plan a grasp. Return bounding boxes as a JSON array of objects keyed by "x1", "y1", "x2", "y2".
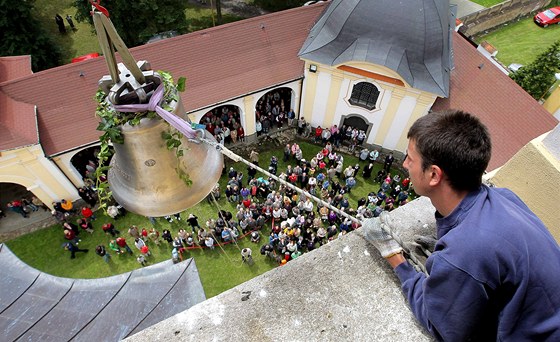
[
  {"x1": 382, "y1": 95, "x2": 417, "y2": 150},
  {"x1": 0, "y1": 145, "x2": 79, "y2": 205},
  {"x1": 310, "y1": 72, "x2": 332, "y2": 126},
  {"x1": 332, "y1": 79, "x2": 392, "y2": 145}
]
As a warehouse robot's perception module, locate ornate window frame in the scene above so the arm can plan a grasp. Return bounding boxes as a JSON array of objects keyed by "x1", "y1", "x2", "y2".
[{"x1": 347, "y1": 81, "x2": 382, "y2": 111}]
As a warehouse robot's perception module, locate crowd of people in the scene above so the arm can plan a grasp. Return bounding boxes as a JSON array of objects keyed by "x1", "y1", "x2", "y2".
[
  {"x1": 56, "y1": 138, "x2": 411, "y2": 268},
  {"x1": 47, "y1": 119, "x2": 411, "y2": 268},
  {"x1": 200, "y1": 105, "x2": 245, "y2": 144},
  {"x1": 199, "y1": 89, "x2": 295, "y2": 144},
  {"x1": 255, "y1": 89, "x2": 296, "y2": 136},
  {"x1": 298, "y1": 120, "x2": 371, "y2": 154},
  {"x1": 128, "y1": 140, "x2": 413, "y2": 266}
]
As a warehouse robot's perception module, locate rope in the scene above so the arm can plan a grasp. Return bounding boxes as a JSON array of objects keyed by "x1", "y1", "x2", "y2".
[
  {"x1": 209, "y1": 192, "x2": 242, "y2": 252},
  {"x1": 112, "y1": 83, "x2": 198, "y2": 139}
]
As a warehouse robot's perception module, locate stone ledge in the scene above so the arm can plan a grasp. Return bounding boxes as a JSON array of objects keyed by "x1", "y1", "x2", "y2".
[{"x1": 126, "y1": 197, "x2": 437, "y2": 341}]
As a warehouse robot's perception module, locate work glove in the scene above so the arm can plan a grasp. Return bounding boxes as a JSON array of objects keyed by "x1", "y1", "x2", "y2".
[{"x1": 362, "y1": 212, "x2": 402, "y2": 258}]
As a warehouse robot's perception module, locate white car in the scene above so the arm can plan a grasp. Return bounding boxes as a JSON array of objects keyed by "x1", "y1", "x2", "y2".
[{"x1": 508, "y1": 63, "x2": 523, "y2": 73}]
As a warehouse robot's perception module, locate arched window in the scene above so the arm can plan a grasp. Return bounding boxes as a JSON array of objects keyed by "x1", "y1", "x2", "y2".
[{"x1": 349, "y1": 82, "x2": 379, "y2": 110}]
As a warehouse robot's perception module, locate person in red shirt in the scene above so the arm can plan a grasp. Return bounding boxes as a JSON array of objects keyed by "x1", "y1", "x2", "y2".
[
  {"x1": 288, "y1": 173, "x2": 298, "y2": 184},
  {"x1": 116, "y1": 236, "x2": 133, "y2": 255},
  {"x1": 401, "y1": 177, "x2": 411, "y2": 190},
  {"x1": 315, "y1": 126, "x2": 323, "y2": 143},
  {"x1": 64, "y1": 229, "x2": 80, "y2": 245},
  {"x1": 77, "y1": 218, "x2": 94, "y2": 234},
  {"x1": 102, "y1": 222, "x2": 120, "y2": 237},
  {"x1": 81, "y1": 206, "x2": 95, "y2": 221},
  {"x1": 237, "y1": 125, "x2": 245, "y2": 142}
]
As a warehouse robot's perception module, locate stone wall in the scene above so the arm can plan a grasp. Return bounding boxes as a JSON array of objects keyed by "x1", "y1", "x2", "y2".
[{"x1": 460, "y1": 0, "x2": 552, "y2": 37}]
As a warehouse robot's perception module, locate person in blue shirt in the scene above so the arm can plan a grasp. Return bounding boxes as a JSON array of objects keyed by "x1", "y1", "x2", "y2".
[{"x1": 363, "y1": 110, "x2": 560, "y2": 341}]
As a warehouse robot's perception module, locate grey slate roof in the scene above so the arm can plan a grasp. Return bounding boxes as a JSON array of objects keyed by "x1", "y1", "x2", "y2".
[
  {"x1": 0, "y1": 244, "x2": 206, "y2": 341},
  {"x1": 299, "y1": 0, "x2": 452, "y2": 97}
]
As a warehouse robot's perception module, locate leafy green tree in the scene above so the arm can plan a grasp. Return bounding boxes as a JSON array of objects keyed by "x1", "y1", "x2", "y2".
[
  {"x1": 510, "y1": 41, "x2": 560, "y2": 100},
  {"x1": 0, "y1": 0, "x2": 62, "y2": 71},
  {"x1": 73, "y1": 0, "x2": 189, "y2": 47}
]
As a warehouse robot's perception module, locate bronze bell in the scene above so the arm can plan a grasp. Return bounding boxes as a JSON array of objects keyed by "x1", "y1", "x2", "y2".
[
  {"x1": 91, "y1": 9, "x2": 223, "y2": 217},
  {"x1": 108, "y1": 116, "x2": 223, "y2": 217}
]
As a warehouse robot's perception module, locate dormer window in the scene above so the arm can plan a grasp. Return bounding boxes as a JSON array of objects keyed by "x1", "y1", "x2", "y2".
[{"x1": 349, "y1": 82, "x2": 379, "y2": 110}]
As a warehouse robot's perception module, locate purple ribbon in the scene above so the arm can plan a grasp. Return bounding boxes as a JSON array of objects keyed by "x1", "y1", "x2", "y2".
[{"x1": 112, "y1": 83, "x2": 198, "y2": 139}]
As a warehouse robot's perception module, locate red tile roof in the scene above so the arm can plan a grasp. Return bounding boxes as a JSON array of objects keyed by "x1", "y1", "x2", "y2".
[
  {"x1": 0, "y1": 4, "x2": 326, "y2": 156},
  {"x1": 432, "y1": 33, "x2": 558, "y2": 171},
  {"x1": 0, "y1": 56, "x2": 33, "y2": 82},
  {"x1": 1, "y1": 4, "x2": 557, "y2": 169},
  {"x1": 0, "y1": 56, "x2": 38, "y2": 150}
]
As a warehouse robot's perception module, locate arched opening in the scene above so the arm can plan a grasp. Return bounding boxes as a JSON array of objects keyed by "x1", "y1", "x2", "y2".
[
  {"x1": 70, "y1": 146, "x2": 105, "y2": 180},
  {"x1": 0, "y1": 183, "x2": 51, "y2": 235},
  {"x1": 340, "y1": 115, "x2": 371, "y2": 146},
  {"x1": 199, "y1": 104, "x2": 244, "y2": 144},
  {"x1": 255, "y1": 87, "x2": 294, "y2": 135}
]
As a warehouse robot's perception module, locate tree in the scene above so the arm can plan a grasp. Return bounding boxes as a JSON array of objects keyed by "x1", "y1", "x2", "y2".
[
  {"x1": 73, "y1": 0, "x2": 189, "y2": 47},
  {"x1": 216, "y1": 0, "x2": 222, "y2": 25},
  {"x1": 253, "y1": 0, "x2": 307, "y2": 12},
  {"x1": 510, "y1": 41, "x2": 560, "y2": 100},
  {"x1": 0, "y1": 0, "x2": 62, "y2": 71}
]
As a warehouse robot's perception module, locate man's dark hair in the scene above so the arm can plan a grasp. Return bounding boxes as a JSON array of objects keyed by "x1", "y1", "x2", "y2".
[{"x1": 407, "y1": 110, "x2": 491, "y2": 192}]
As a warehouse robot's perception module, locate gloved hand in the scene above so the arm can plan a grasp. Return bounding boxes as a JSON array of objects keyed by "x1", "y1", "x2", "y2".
[{"x1": 362, "y1": 212, "x2": 403, "y2": 258}]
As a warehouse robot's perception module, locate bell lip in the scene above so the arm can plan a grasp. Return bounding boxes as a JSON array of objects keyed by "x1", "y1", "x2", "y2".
[{"x1": 108, "y1": 128, "x2": 223, "y2": 217}]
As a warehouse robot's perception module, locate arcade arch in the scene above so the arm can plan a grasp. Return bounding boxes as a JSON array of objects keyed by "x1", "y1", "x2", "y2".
[
  {"x1": 199, "y1": 104, "x2": 244, "y2": 144},
  {"x1": 340, "y1": 114, "x2": 372, "y2": 143},
  {"x1": 70, "y1": 145, "x2": 105, "y2": 180},
  {"x1": 254, "y1": 87, "x2": 295, "y2": 134}
]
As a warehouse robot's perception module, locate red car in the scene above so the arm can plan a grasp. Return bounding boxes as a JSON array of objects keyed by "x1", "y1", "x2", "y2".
[{"x1": 534, "y1": 6, "x2": 560, "y2": 27}]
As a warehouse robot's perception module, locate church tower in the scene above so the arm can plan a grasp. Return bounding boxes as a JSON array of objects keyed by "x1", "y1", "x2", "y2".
[{"x1": 299, "y1": 0, "x2": 453, "y2": 152}]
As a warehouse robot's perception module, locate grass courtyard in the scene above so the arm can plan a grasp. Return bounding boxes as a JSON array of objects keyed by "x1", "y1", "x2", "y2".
[
  {"x1": 34, "y1": 0, "x2": 246, "y2": 64},
  {"x1": 5, "y1": 139, "x2": 406, "y2": 298},
  {"x1": 474, "y1": 15, "x2": 560, "y2": 67}
]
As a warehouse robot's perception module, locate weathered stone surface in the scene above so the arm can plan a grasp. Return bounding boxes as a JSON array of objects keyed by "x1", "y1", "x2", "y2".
[{"x1": 127, "y1": 198, "x2": 437, "y2": 341}]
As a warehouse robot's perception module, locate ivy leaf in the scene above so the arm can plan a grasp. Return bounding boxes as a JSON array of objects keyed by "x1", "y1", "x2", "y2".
[
  {"x1": 108, "y1": 128, "x2": 124, "y2": 144},
  {"x1": 177, "y1": 77, "x2": 186, "y2": 92},
  {"x1": 167, "y1": 139, "x2": 176, "y2": 150},
  {"x1": 176, "y1": 149, "x2": 184, "y2": 157},
  {"x1": 130, "y1": 117, "x2": 141, "y2": 126}
]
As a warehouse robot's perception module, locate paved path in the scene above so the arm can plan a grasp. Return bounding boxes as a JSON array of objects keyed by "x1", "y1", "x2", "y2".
[{"x1": 451, "y1": 0, "x2": 486, "y2": 18}]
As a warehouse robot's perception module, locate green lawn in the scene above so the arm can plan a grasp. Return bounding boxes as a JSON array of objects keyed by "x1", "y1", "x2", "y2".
[
  {"x1": 470, "y1": 0, "x2": 503, "y2": 7},
  {"x1": 33, "y1": 0, "x2": 245, "y2": 64},
  {"x1": 474, "y1": 14, "x2": 560, "y2": 67},
  {"x1": 5, "y1": 139, "x2": 406, "y2": 298},
  {"x1": 34, "y1": 0, "x2": 100, "y2": 64}
]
